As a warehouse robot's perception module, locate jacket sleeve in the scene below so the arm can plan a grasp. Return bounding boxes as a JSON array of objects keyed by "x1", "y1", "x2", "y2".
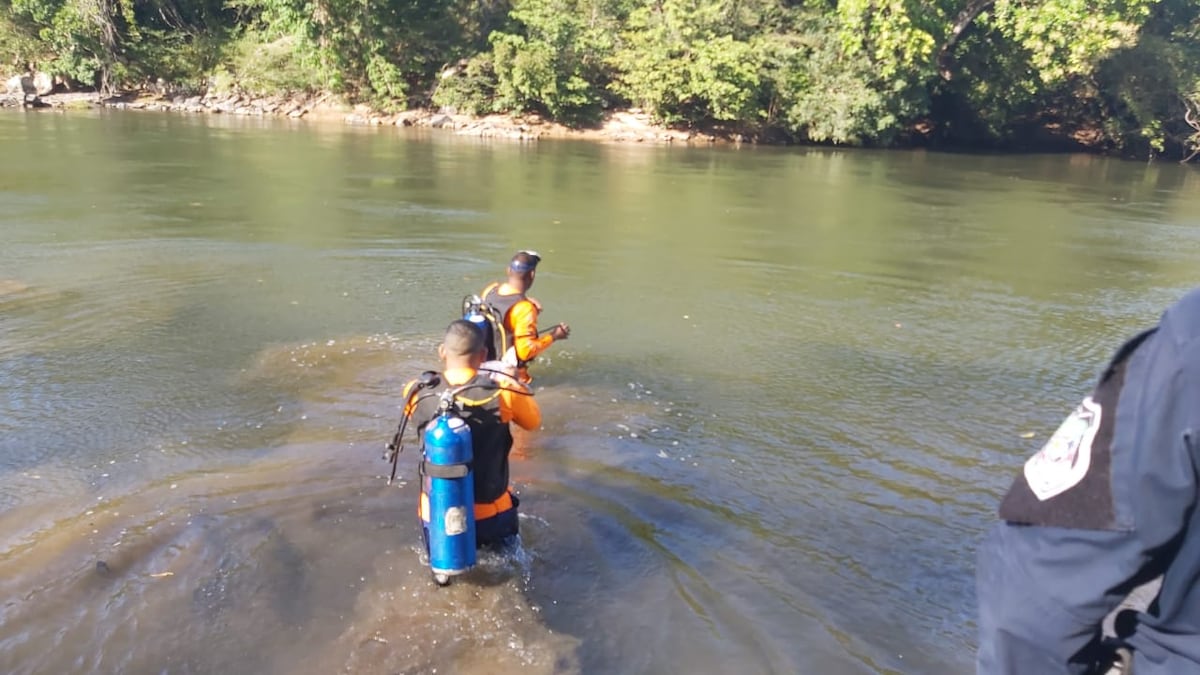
[
  {"x1": 976, "y1": 337, "x2": 1199, "y2": 674},
  {"x1": 499, "y1": 383, "x2": 541, "y2": 430},
  {"x1": 976, "y1": 523, "x2": 1154, "y2": 673},
  {"x1": 508, "y1": 299, "x2": 555, "y2": 362}
]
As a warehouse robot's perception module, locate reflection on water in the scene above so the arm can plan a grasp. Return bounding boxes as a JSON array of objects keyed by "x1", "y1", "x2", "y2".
[{"x1": 1, "y1": 110, "x2": 1199, "y2": 674}]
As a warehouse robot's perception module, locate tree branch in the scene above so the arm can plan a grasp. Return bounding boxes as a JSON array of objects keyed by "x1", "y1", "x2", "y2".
[
  {"x1": 937, "y1": 0, "x2": 996, "y2": 81},
  {"x1": 1182, "y1": 96, "x2": 1200, "y2": 164}
]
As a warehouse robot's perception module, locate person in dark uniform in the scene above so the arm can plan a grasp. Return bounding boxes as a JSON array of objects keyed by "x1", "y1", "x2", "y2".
[
  {"x1": 976, "y1": 287, "x2": 1200, "y2": 674},
  {"x1": 401, "y1": 320, "x2": 541, "y2": 547}
]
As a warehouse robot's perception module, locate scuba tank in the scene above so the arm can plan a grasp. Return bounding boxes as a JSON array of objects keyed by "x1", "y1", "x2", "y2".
[
  {"x1": 462, "y1": 294, "x2": 501, "y2": 362},
  {"x1": 384, "y1": 367, "x2": 532, "y2": 586},
  {"x1": 420, "y1": 395, "x2": 476, "y2": 586}
]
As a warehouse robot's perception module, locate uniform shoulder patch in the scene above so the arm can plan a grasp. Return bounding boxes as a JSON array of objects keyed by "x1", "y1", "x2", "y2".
[
  {"x1": 998, "y1": 356, "x2": 1129, "y2": 531},
  {"x1": 1023, "y1": 397, "x2": 1102, "y2": 501}
]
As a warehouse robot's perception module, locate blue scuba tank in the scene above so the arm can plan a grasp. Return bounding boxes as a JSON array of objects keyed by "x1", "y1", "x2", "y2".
[
  {"x1": 463, "y1": 294, "x2": 499, "y2": 362},
  {"x1": 423, "y1": 413, "x2": 476, "y2": 584}
]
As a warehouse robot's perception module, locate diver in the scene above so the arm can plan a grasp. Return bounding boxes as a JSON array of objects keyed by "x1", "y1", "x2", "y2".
[
  {"x1": 977, "y1": 286, "x2": 1200, "y2": 674},
  {"x1": 477, "y1": 250, "x2": 570, "y2": 384},
  {"x1": 397, "y1": 320, "x2": 541, "y2": 548}
]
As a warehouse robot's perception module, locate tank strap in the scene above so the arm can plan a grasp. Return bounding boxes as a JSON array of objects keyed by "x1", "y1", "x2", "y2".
[{"x1": 420, "y1": 460, "x2": 470, "y2": 479}]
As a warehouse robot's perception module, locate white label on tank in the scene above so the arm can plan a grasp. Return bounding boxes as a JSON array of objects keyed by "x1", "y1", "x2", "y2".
[{"x1": 444, "y1": 506, "x2": 467, "y2": 536}]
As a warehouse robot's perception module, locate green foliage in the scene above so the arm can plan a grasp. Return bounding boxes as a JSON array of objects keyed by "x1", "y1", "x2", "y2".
[
  {"x1": 432, "y1": 53, "x2": 499, "y2": 114},
  {"x1": 366, "y1": 54, "x2": 407, "y2": 108},
  {"x1": 485, "y1": 0, "x2": 623, "y2": 120},
  {"x1": 610, "y1": 0, "x2": 765, "y2": 123},
  {"x1": 750, "y1": 9, "x2": 926, "y2": 144},
  {"x1": 835, "y1": 0, "x2": 942, "y2": 81},
  {"x1": 222, "y1": 0, "x2": 466, "y2": 103},
  {"x1": 0, "y1": 2, "x2": 48, "y2": 65},
  {"x1": 126, "y1": 29, "x2": 225, "y2": 89},
  {"x1": 1093, "y1": 0, "x2": 1200, "y2": 157},
  {"x1": 0, "y1": 0, "x2": 1194, "y2": 156},
  {"x1": 991, "y1": 0, "x2": 1155, "y2": 85},
  {"x1": 771, "y1": 33, "x2": 887, "y2": 144},
  {"x1": 223, "y1": 31, "x2": 321, "y2": 94}
]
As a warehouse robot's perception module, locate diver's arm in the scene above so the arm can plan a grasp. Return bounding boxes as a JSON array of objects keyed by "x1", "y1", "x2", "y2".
[{"x1": 509, "y1": 300, "x2": 556, "y2": 362}]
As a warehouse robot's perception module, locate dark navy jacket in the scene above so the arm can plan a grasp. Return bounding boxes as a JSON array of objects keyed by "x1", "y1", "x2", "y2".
[{"x1": 977, "y1": 287, "x2": 1200, "y2": 674}]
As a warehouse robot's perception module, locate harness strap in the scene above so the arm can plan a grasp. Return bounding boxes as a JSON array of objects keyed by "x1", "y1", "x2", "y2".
[
  {"x1": 475, "y1": 490, "x2": 514, "y2": 520},
  {"x1": 418, "y1": 489, "x2": 515, "y2": 522}
]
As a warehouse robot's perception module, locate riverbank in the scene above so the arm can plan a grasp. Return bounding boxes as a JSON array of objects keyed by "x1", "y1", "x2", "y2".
[
  {"x1": 0, "y1": 89, "x2": 735, "y2": 144},
  {"x1": 4, "y1": 88, "x2": 1170, "y2": 157}
]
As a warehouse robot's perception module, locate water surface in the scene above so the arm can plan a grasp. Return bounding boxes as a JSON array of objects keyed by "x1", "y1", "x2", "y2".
[{"x1": 2, "y1": 110, "x2": 1199, "y2": 674}]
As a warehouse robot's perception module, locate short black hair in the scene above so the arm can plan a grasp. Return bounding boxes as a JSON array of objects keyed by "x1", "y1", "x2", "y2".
[{"x1": 443, "y1": 319, "x2": 485, "y2": 356}]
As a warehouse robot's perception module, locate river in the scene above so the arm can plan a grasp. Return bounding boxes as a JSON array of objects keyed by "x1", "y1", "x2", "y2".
[{"x1": 2, "y1": 110, "x2": 1199, "y2": 674}]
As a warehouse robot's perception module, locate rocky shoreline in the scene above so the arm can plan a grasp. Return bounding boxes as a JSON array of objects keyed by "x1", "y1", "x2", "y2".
[{"x1": 0, "y1": 88, "x2": 733, "y2": 144}]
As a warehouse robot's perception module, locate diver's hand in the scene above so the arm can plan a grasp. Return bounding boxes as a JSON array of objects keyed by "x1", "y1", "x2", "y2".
[{"x1": 549, "y1": 323, "x2": 570, "y2": 341}]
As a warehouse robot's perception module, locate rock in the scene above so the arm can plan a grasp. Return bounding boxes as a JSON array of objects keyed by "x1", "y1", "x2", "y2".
[
  {"x1": 428, "y1": 114, "x2": 454, "y2": 129},
  {"x1": 6, "y1": 74, "x2": 34, "y2": 96},
  {"x1": 33, "y1": 72, "x2": 53, "y2": 95},
  {"x1": 393, "y1": 111, "x2": 423, "y2": 126}
]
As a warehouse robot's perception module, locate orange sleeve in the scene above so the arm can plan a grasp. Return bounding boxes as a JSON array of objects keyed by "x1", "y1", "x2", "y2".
[
  {"x1": 499, "y1": 383, "x2": 541, "y2": 430},
  {"x1": 508, "y1": 299, "x2": 555, "y2": 362}
]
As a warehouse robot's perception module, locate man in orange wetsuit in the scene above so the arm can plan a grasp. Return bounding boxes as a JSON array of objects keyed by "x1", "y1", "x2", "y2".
[
  {"x1": 480, "y1": 250, "x2": 570, "y2": 384},
  {"x1": 401, "y1": 320, "x2": 541, "y2": 547}
]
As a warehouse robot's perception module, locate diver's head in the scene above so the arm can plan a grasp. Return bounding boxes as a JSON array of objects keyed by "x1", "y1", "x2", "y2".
[
  {"x1": 506, "y1": 249, "x2": 541, "y2": 288},
  {"x1": 438, "y1": 319, "x2": 486, "y2": 368}
]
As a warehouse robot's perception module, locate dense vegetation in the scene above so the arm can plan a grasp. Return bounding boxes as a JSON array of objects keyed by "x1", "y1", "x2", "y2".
[{"x1": 3, "y1": 0, "x2": 1199, "y2": 156}]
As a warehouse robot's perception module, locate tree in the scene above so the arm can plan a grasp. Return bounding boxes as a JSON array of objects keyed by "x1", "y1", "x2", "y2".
[
  {"x1": 486, "y1": 0, "x2": 624, "y2": 119},
  {"x1": 610, "y1": 0, "x2": 766, "y2": 124}
]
